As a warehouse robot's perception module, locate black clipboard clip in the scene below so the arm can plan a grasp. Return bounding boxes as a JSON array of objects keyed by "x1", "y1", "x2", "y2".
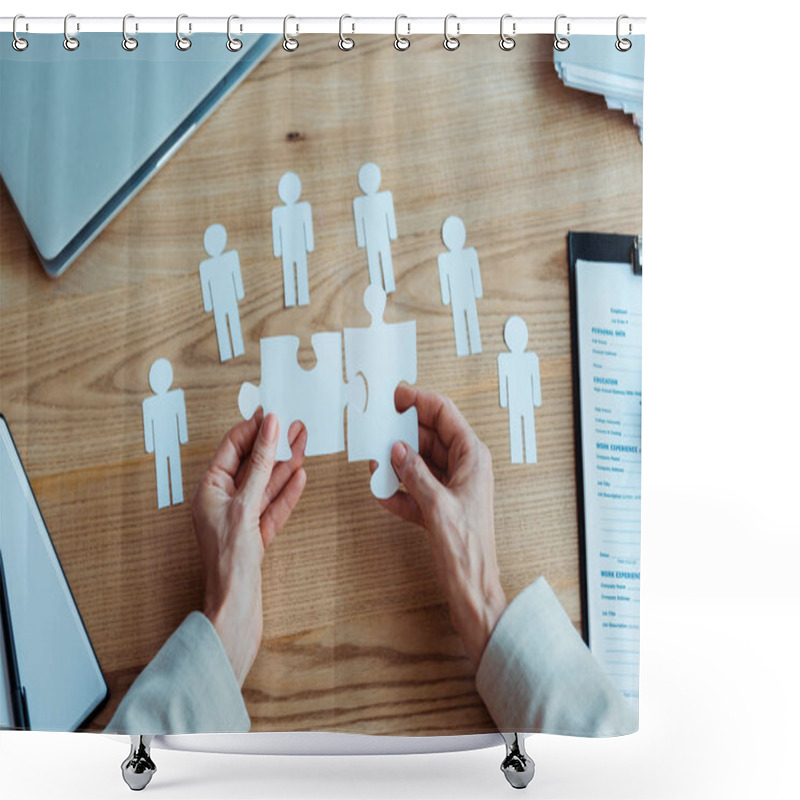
[
  {"x1": 568, "y1": 231, "x2": 642, "y2": 277},
  {"x1": 631, "y1": 236, "x2": 642, "y2": 275}
]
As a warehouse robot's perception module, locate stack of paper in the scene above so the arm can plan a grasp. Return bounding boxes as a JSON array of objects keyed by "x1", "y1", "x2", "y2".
[{"x1": 554, "y1": 35, "x2": 645, "y2": 141}]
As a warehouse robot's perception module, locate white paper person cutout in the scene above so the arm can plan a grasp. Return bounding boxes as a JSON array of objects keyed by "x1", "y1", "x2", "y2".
[
  {"x1": 143, "y1": 358, "x2": 188, "y2": 508},
  {"x1": 438, "y1": 215, "x2": 483, "y2": 356},
  {"x1": 272, "y1": 172, "x2": 314, "y2": 307},
  {"x1": 353, "y1": 163, "x2": 397, "y2": 294},
  {"x1": 498, "y1": 317, "x2": 542, "y2": 464},
  {"x1": 199, "y1": 223, "x2": 245, "y2": 362}
]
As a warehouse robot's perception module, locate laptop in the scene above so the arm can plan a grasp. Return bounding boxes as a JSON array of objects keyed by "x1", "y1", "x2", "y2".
[{"x1": 0, "y1": 31, "x2": 279, "y2": 277}]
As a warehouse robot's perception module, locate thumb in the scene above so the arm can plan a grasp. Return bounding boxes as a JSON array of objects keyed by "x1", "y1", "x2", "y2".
[
  {"x1": 391, "y1": 442, "x2": 441, "y2": 508},
  {"x1": 241, "y1": 413, "x2": 279, "y2": 505}
]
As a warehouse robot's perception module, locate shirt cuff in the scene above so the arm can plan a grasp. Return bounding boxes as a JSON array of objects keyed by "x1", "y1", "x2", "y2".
[
  {"x1": 475, "y1": 577, "x2": 638, "y2": 737},
  {"x1": 104, "y1": 611, "x2": 251, "y2": 734}
]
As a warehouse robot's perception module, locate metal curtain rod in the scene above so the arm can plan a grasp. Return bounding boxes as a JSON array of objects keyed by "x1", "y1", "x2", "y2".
[{"x1": 0, "y1": 15, "x2": 645, "y2": 36}]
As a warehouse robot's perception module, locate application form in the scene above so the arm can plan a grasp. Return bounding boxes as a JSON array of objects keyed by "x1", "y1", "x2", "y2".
[{"x1": 575, "y1": 258, "x2": 642, "y2": 709}]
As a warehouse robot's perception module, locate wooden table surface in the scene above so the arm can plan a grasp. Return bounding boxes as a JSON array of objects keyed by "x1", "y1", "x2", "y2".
[{"x1": 0, "y1": 35, "x2": 642, "y2": 735}]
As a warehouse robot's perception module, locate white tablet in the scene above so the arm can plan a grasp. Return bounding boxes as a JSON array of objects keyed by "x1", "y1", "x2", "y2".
[{"x1": 0, "y1": 415, "x2": 107, "y2": 730}]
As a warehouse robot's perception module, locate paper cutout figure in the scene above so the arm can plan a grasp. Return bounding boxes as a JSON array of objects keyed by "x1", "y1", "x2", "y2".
[
  {"x1": 438, "y1": 215, "x2": 483, "y2": 356},
  {"x1": 142, "y1": 358, "x2": 188, "y2": 508},
  {"x1": 238, "y1": 334, "x2": 366, "y2": 462},
  {"x1": 272, "y1": 172, "x2": 314, "y2": 308},
  {"x1": 498, "y1": 316, "x2": 541, "y2": 464},
  {"x1": 353, "y1": 163, "x2": 397, "y2": 294},
  {"x1": 199, "y1": 223, "x2": 245, "y2": 362},
  {"x1": 344, "y1": 285, "x2": 418, "y2": 498}
]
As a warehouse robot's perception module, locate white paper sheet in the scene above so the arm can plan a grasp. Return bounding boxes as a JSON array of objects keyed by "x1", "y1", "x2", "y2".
[{"x1": 575, "y1": 258, "x2": 641, "y2": 709}]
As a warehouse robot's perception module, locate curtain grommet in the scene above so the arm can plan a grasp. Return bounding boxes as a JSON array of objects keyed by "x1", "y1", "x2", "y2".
[
  {"x1": 227, "y1": 15, "x2": 243, "y2": 52},
  {"x1": 615, "y1": 15, "x2": 632, "y2": 51},
  {"x1": 12, "y1": 15, "x2": 29, "y2": 51},
  {"x1": 176, "y1": 14, "x2": 192, "y2": 51},
  {"x1": 339, "y1": 14, "x2": 355, "y2": 51},
  {"x1": 283, "y1": 15, "x2": 299, "y2": 51},
  {"x1": 443, "y1": 14, "x2": 460, "y2": 51},
  {"x1": 394, "y1": 15, "x2": 410, "y2": 51},
  {"x1": 554, "y1": 14, "x2": 570, "y2": 51},
  {"x1": 499, "y1": 14, "x2": 516, "y2": 51},
  {"x1": 122, "y1": 14, "x2": 138, "y2": 51},
  {"x1": 63, "y1": 13, "x2": 80, "y2": 51}
]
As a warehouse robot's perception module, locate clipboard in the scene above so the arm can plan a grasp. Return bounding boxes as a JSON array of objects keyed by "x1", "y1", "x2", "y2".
[{"x1": 568, "y1": 232, "x2": 642, "y2": 646}]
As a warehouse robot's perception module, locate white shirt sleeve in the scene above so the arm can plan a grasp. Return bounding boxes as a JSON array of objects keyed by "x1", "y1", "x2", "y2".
[
  {"x1": 104, "y1": 611, "x2": 251, "y2": 734},
  {"x1": 475, "y1": 577, "x2": 637, "y2": 736}
]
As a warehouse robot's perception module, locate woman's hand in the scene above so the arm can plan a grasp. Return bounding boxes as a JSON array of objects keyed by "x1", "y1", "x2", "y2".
[
  {"x1": 191, "y1": 411, "x2": 307, "y2": 686},
  {"x1": 374, "y1": 386, "x2": 507, "y2": 666}
]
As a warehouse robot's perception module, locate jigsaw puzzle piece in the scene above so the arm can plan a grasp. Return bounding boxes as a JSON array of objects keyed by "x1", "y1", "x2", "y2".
[
  {"x1": 352, "y1": 398, "x2": 418, "y2": 498},
  {"x1": 344, "y1": 285, "x2": 418, "y2": 498},
  {"x1": 301, "y1": 332, "x2": 348, "y2": 458},
  {"x1": 238, "y1": 332, "x2": 361, "y2": 461},
  {"x1": 238, "y1": 336, "x2": 299, "y2": 460}
]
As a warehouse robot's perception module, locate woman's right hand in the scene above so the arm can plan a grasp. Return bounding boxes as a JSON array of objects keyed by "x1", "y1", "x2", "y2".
[
  {"x1": 374, "y1": 385, "x2": 508, "y2": 666},
  {"x1": 192, "y1": 412, "x2": 307, "y2": 687}
]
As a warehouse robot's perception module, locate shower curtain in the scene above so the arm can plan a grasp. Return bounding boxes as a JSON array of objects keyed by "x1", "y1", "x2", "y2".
[{"x1": 0, "y1": 28, "x2": 643, "y2": 739}]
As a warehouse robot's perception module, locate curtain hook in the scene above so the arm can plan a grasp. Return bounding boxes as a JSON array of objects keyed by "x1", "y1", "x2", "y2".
[
  {"x1": 443, "y1": 14, "x2": 460, "y2": 51},
  {"x1": 176, "y1": 14, "x2": 192, "y2": 50},
  {"x1": 615, "y1": 15, "x2": 632, "y2": 51},
  {"x1": 122, "y1": 14, "x2": 138, "y2": 51},
  {"x1": 63, "y1": 13, "x2": 80, "y2": 51},
  {"x1": 339, "y1": 14, "x2": 355, "y2": 50},
  {"x1": 394, "y1": 14, "x2": 410, "y2": 51},
  {"x1": 553, "y1": 14, "x2": 570, "y2": 51},
  {"x1": 227, "y1": 15, "x2": 243, "y2": 51},
  {"x1": 12, "y1": 14, "x2": 29, "y2": 51},
  {"x1": 499, "y1": 14, "x2": 516, "y2": 51},
  {"x1": 283, "y1": 15, "x2": 299, "y2": 51}
]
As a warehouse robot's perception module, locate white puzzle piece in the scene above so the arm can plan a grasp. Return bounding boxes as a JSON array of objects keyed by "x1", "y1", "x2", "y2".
[
  {"x1": 199, "y1": 223, "x2": 245, "y2": 362},
  {"x1": 142, "y1": 358, "x2": 188, "y2": 508},
  {"x1": 498, "y1": 316, "x2": 541, "y2": 464},
  {"x1": 272, "y1": 172, "x2": 314, "y2": 308},
  {"x1": 353, "y1": 163, "x2": 397, "y2": 294},
  {"x1": 438, "y1": 215, "x2": 483, "y2": 356},
  {"x1": 344, "y1": 285, "x2": 418, "y2": 499},
  {"x1": 238, "y1": 333, "x2": 366, "y2": 462}
]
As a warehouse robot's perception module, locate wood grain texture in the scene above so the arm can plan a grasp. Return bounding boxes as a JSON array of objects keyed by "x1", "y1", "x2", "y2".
[{"x1": 0, "y1": 34, "x2": 642, "y2": 735}]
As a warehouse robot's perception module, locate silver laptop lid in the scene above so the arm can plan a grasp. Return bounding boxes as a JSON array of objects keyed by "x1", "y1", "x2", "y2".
[{"x1": 0, "y1": 32, "x2": 277, "y2": 276}]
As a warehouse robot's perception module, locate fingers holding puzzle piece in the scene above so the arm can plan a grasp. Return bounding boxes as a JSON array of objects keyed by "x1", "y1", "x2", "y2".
[
  {"x1": 344, "y1": 285, "x2": 418, "y2": 499},
  {"x1": 237, "y1": 286, "x2": 418, "y2": 498},
  {"x1": 237, "y1": 333, "x2": 366, "y2": 463}
]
